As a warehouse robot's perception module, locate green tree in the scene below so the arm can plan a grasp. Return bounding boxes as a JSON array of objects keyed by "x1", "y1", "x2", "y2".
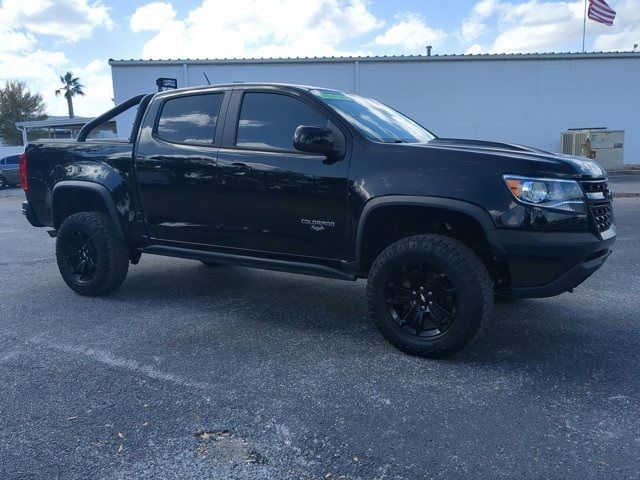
[
  {"x1": 0, "y1": 81, "x2": 47, "y2": 146},
  {"x1": 55, "y1": 71, "x2": 85, "y2": 119}
]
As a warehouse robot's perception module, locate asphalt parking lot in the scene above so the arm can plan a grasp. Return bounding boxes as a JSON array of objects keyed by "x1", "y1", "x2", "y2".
[{"x1": 1, "y1": 185, "x2": 639, "y2": 479}]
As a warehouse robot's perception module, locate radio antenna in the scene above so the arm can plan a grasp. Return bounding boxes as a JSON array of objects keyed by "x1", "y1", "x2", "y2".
[{"x1": 203, "y1": 73, "x2": 211, "y2": 85}]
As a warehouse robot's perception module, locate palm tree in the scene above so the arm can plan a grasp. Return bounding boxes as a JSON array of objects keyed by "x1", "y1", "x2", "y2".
[{"x1": 55, "y1": 72, "x2": 85, "y2": 118}]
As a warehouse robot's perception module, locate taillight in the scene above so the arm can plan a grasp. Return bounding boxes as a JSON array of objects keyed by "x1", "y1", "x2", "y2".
[{"x1": 19, "y1": 153, "x2": 28, "y2": 191}]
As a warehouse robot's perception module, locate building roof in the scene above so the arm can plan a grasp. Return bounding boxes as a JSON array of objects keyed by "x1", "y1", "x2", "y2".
[
  {"x1": 15, "y1": 116, "x2": 95, "y2": 129},
  {"x1": 109, "y1": 51, "x2": 640, "y2": 66},
  {"x1": 14, "y1": 117, "x2": 113, "y2": 129}
]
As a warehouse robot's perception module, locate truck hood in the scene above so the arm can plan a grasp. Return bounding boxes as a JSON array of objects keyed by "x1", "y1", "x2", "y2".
[{"x1": 428, "y1": 138, "x2": 606, "y2": 179}]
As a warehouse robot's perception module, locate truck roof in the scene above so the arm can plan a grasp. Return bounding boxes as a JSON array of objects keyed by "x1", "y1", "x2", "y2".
[{"x1": 154, "y1": 82, "x2": 345, "y2": 96}]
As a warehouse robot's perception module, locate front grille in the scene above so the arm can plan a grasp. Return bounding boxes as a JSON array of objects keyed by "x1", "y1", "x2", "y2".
[
  {"x1": 581, "y1": 180, "x2": 613, "y2": 233},
  {"x1": 582, "y1": 180, "x2": 609, "y2": 194}
]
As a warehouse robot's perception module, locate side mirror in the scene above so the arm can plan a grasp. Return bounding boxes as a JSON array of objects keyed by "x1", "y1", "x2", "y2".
[{"x1": 293, "y1": 126, "x2": 336, "y2": 155}]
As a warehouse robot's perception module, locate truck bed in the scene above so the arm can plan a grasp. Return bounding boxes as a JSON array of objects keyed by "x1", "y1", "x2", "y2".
[{"x1": 25, "y1": 139, "x2": 136, "y2": 228}]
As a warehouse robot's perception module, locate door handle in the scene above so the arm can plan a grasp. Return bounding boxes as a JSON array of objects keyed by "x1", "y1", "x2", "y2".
[{"x1": 230, "y1": 162, "x2": 251, "y2": 175}]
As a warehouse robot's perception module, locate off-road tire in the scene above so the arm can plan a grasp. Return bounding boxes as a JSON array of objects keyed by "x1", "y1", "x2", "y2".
[
  {"x1": 56, "y1": 211, "x2": 129, "y2": 296},
  {"x1": 367, "y1": 234, "x2": 493, "y2": 358}
]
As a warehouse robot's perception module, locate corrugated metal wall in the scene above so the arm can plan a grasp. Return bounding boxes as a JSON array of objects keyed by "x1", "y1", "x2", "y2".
[{"x1": 111, "y1": 54, "x2": 640, "y2": 165}]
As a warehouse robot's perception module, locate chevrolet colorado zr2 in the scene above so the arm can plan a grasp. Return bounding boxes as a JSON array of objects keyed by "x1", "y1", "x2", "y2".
[{"x1": 20, "y1": 83, "x2": 616, "y2": 357}]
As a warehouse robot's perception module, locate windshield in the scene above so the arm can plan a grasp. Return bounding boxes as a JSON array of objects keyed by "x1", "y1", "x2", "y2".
[{"x1": 310, "y1": 89, "x2": 436, "y2": 144}]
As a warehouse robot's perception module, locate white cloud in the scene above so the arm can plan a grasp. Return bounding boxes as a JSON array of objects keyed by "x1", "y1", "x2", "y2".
[
  {"x1": 462, "y1": 0, "x2": 640, "y2": 54},
  {"x1": 0, "y1": 0, "x2": 114, "y2": 118},
  {"x1": 0, "y1": 30, "x2": 37, "y2": 53},
  {"x1": 462, "y1": 0, "x2": 500, "y2": 42},
  {"x1": 465, "y1": 43, "x2": 484, "y2": 54},
  {"x1": 132, "y1": 0, "x2": 384, "y2": 59},
  {"x1": 373, "y1": 13, "x2": 447, "y2": 52},
  {"x1": 0, "y1": 0, "x2": 112, "y2": 42},
  {"x1": 593, "y1": 0, "x2": 640, "y2": 51},
  {"x1": 492, "y1": 2, "x2": 583, "y2": 53},
  {"x1": 0, "y1": 51, "x2": 113, "y2": 117},
  {"x1": 130, "y1": 2, "x2": 177, "y2": 33}
]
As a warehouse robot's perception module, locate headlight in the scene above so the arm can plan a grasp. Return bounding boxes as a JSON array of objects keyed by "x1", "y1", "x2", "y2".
[{"x1": 503, "y1": 175, "x2": 586, "y2": 214}]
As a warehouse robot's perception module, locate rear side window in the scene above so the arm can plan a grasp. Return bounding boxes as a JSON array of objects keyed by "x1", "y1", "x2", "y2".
[
  {"x1": 236, "y1": 92, "x2": 328, "y2": 151},
  {"x1": 5, "y1": 155, "x2": 19, "y2": 165},
  {"x1": 157, "y1": 93, "x2": 223, "y2": 145}
]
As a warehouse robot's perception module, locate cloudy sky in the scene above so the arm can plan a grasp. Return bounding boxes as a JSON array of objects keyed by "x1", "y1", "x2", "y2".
[{"x1": 1, "y1": 0, "x2": 638, "y2": 117}]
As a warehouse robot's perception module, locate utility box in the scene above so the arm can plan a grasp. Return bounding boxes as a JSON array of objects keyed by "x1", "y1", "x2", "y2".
[{"x1": 561, "y1": 129, "x2": 624, "y2": 170}]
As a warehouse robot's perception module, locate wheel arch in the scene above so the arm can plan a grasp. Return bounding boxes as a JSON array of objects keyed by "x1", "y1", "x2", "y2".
[
  {"x1": 355, "y1": 196, "x2": 500, "y2": 274},
  {"x1": 51, "y1": 181, "x2": 125, "y2": 240}
]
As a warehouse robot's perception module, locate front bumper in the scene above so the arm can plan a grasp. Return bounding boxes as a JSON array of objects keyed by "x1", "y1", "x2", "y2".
[
  {"x1": 22, "y1": 201, "x2": 43, "y2": 227},
  {"x1": 488, "y1": 225, "x2": 616, "y2": 298}
]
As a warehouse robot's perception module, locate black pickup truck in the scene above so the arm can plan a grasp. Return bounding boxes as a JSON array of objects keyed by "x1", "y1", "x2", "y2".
[{"x1": 20, "y1": 83, "x2": 616, "y2": 357}]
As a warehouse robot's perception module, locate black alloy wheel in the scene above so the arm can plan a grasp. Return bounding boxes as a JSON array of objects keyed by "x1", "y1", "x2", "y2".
[
  {"x1": 384, "y1": 260, "x2": 457, "y2": 338},
  {"x1": 63, "y1": 229, "x2": 98, "y2": 284}
]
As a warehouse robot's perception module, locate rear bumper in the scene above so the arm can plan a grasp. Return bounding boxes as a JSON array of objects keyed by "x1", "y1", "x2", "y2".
[
  {"x1": 22, "y1": 201, "x2": 43, "y2": 227},
  {"x1": 489, "y1": 225, "x2": 617, "y2": 298}
]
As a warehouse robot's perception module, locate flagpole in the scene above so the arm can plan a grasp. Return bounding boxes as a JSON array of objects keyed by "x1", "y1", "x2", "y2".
[{"x1": 582, "y1": 0, "x2": 588, "y2": 52}]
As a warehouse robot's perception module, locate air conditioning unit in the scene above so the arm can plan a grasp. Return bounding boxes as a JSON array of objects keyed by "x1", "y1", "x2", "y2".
[{"x1": 561, "y1": 129, "x2": 624, "y2": 170}]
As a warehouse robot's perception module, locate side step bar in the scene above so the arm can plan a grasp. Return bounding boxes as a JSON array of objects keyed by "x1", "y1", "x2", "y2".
[{"x1": 143, "y1": 245, "x2": 356, "y2": 281}]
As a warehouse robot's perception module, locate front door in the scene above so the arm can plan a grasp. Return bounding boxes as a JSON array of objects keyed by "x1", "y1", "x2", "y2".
[
  {"x1": 135, "y1": 90, "x2": 228, "y2": 244},
  {"x1": 211, "y1": 89, "x2": 350, "y2": 260}
]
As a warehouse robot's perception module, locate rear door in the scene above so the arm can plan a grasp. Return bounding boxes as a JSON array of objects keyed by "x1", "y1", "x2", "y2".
[{"x1": 134, "y1": 89, "x2": 230, "y2": 244}]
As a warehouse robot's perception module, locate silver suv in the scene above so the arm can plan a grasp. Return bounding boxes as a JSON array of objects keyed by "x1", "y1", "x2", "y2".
[{"x1": 0, "y1": 154, "x2": 20, "y2": 188}]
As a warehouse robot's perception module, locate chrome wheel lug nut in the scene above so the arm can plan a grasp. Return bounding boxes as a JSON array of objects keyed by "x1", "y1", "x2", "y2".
[{"x1": 429, "y1": 301, "x2": 433, "y2": 306}]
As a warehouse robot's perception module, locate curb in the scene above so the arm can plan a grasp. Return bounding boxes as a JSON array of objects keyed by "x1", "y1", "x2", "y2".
[
  {"x1": 608, "y1": 170, "x2": 640, "y2": 176},
  {"x1": 613, "y1": 193, "x2": 640, "y2": 198}
]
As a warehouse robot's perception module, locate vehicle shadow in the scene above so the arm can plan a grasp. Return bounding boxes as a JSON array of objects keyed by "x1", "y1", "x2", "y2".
[{"x1": 112, "y1": 259, "x2": 639, "y2": 385}]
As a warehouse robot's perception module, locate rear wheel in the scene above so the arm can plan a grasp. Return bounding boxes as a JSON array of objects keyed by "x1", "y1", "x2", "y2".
[
  {"x1": 0, "y1": 176, "x2": 7, "y2": 189},
  {"x1": 56, "y1": 212, "x2": 129, "y2": 296},
  {"x1": 367, "y1": 234, "x2": 493, "y2": 358}
]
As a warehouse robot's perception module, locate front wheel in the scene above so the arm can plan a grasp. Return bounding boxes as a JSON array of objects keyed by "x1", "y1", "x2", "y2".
[
  {"x1": 367, "y1": 234, "x2": 493, "y2": 358},
  {"x1": 0, "y1": 176, "x2": 7, "y2": 189},
  {"x1": 56, "y1": 212, "x2": 130, "y2": 296}
]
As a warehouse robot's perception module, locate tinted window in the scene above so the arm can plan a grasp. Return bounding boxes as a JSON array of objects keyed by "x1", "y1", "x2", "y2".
[
  {"x1": 157, "y1": 93, "x2": 223, "y2": 145},
  {"x1": 5, "y1": 155, "x2": 19, "y2": 165},
  {"x1": 236, "y1": 93, "x2": 328, "y2": 151}
]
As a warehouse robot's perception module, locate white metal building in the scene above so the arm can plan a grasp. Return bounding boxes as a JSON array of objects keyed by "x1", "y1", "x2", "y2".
[{"x1": 109, "y1": 52, "x2": 640, "y2": 165}]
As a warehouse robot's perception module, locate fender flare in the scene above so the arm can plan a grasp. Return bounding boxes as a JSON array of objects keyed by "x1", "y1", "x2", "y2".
[
  {"x1": 51, "y1": 180, "x2": 125, "y2": 239},
  {"x1": 354, "y1": 195, "x2": 498, "y2": 270}
]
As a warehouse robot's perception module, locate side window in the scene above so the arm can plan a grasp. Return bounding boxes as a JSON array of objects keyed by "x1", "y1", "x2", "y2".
[
  {"x1": 0, "y1": 159, "x2": 4, "y2": 165},
  {"x1": 6, "y1": 156, "x2": 19, "y2": 165},
  {"x1": 157, "y1": 93, "x2": 223, "y2": 145},
  {"x1": 236, "y1": 93, "x2": 328, "y2": 151}
]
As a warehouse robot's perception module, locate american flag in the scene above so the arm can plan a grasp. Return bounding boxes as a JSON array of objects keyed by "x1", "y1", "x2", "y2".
[{"x1": 588, "y1": 0, "x2": 617, "y2": 26}]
